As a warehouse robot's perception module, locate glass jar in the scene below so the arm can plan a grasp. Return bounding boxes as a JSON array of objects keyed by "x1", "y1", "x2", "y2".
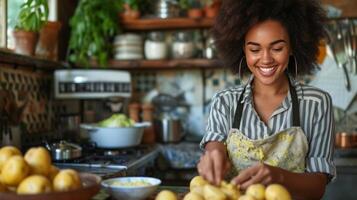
[
  {"x1": 144, "y1": 31, "x2": 168, "y2": 60},
  {"x1": 171, "y1": 31, "x2": 195, "y2": 59}
]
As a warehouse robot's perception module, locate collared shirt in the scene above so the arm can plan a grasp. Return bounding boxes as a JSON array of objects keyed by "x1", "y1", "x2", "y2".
[{"x1": 200, "y1": 75, "x2": 336, "y2": 179}]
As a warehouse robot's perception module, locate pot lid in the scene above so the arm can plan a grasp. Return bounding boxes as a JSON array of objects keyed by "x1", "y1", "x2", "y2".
[{"x1": 50, "y1": 140, "x2": 82, "y2": 151}]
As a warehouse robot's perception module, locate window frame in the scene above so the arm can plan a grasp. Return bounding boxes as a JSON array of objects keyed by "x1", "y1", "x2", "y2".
[{"x1": 0, "y1": 0, "x2": 6, "y2": 47}]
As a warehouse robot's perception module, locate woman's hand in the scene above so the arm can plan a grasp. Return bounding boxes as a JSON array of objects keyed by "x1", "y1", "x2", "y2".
[
  {"x1": 197, "y1": 142, "x2": 231, "y2": 185},
  {"x1": 231, "y1": 162, "x2": 287, "y2": 190}
]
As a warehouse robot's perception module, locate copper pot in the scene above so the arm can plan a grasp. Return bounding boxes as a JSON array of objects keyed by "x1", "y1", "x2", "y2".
[
  {"x1": 351, "y1": 133, "x2": 357, "y2": 147},
  {"x1": 340, "y1": 132, "x2": 352, "y2": 148}
]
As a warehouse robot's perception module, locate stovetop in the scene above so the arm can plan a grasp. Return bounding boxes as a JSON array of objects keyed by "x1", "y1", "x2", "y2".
[{"x1": 53, "y1": 145, "x2": 159, "y2": 179}]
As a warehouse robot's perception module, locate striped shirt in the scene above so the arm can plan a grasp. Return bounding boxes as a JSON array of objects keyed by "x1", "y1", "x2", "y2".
[{"x1": 200, "y1": 75, "x2": 336, "y2": 179}]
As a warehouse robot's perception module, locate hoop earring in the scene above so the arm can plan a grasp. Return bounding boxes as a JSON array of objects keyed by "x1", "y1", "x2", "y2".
[
  {"x1": 293, "y1": 55, "x2": 298, "y2": 78},
  {"x1": 238, "y1": 56, "x2": 245, "y2": 80}
]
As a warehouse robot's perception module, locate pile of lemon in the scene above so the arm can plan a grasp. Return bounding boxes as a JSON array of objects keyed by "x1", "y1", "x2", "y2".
[
  {"x1": 0, "y1": 145, "x2": 81, "y2": 195},
  {"x1": 156, "y1": 176, "x2": 292, "y2": 200}
]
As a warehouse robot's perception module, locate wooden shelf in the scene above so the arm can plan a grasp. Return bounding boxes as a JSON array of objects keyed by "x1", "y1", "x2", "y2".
[
  {"x1": 89, "y1": 59, "x2": 223, "y2": 70},
  {"x1": 0, "y1": 49, "x2": 67, "y2": 71},
  {"x1": 121, "y1": 18, "x2": 214, "y2": 31}
]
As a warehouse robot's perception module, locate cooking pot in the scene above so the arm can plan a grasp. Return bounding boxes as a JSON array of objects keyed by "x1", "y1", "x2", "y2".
[
  {"x1": 45, "y1": 140, "x2": 82, "y2": 161},
  {"x1": 80, "y1": 122, "x2": 150, "y2": 149},
  {"x1": 154, "y1": 118, "x2": 185, "y2": 143}
]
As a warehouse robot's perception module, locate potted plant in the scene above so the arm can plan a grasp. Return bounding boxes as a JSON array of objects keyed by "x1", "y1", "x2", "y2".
[
  {"x1": 68, "y1": 0, "x2": 122, "y2": 67},
  {"x1": 35, "y1": 21, "x2": 62, "y2": 61},
  {"x1": 120, "y1": 0, "x2": 141, "y2": 21},
  {"x1": 201, "y1": 0, "x2": 221, "y2": 18},
  {"x1": 180, "y1": 0, "x2": 204, "y2": 19},
  {"x1": 13, "y1": 0, "x2": 49, "y2": 56}
]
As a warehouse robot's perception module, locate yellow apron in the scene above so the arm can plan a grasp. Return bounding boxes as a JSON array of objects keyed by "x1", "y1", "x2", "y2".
[{"x1": 226, "y1": 77, "x2": 309, "y2": 176}]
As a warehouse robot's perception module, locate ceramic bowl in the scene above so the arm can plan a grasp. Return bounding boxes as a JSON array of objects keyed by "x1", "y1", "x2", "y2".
[{"x1": 101, "y1": 177, "x2": 161, "y2": 200}]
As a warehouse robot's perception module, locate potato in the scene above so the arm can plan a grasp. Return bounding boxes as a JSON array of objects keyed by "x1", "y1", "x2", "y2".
[
  {"x1": 203, "y1": 184, "x2": 226, "y2": 200},
  {"x1": 265, "y1": 184, "x2": 292, "y2": 200},
  {"x1": 246, "y1": 184, "x2": 265, "y2": 200},
  {"x1": 183, "y1": 192, "x2": 205, "y2": 200},
  {"x1": 155, "y1": 190, "x2": 177, "y2": 200}
]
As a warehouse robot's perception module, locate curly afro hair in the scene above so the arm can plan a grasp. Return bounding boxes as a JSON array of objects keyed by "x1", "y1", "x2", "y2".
[{"x1": 212, "y1": 0, "x2": 328, "y2": 76}]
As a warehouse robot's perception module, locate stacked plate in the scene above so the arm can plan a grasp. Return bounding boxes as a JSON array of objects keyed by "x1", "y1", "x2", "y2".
[{"x1": 113, "y1": 34, "x2": 143, "y2": 60}]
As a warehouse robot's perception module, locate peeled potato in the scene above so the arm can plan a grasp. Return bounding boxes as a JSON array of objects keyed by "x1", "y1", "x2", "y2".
[
  {"x1": 265, "y1": 184, "x2": 292, "y2": 200},
  {"x1": 239, "y1": 194, "x2": 257, "y2": 200},
  {"x1": 183, "y1": 192, "x2": 204, "y2": 200},
  {"x1": 220, "y1": 181, "x2": 240, "y2": 200},
  {"x1": 246, "y1": 184, "x2": 265, "y2": 200},
  {"x1": 190, "y1": 176, "x2": 208, "y2": 191},
  {"x1": 203, "y1": 184, "x2": 226, "y2": 200},
  {"x1": 155, "y1": 190, "x2": 177, "y2": 200}
]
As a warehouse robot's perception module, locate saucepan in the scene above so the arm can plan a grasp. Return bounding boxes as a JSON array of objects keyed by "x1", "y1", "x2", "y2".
[
  {"x1": 45, "y1": 140, "x2": 82, "y2": 161},
  {"x1": 80, "y1": 122, "x2": 150, "y2": 149}
]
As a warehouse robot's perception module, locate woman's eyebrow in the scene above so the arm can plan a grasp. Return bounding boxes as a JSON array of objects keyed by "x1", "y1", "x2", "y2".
[{"x1": 246, "y1": 39, "x2": 287, "y2": 46}]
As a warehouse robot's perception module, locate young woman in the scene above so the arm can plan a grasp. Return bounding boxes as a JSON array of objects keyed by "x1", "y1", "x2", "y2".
[{"x1": 197, "y1": 0, "x2": 335, "y2": 199}]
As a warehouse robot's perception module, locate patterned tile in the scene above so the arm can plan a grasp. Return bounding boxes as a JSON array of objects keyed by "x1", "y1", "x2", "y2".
[{"x1": 0, "y1": 66, "x2": 53, "y2": 134}]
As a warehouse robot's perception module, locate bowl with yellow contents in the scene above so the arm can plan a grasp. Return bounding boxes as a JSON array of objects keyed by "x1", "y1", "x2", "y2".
[{"x1": 101, "y1": 177, "x2": 161, "y2": 200}]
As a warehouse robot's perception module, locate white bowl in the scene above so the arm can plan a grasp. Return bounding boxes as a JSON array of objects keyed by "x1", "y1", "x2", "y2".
[
  {"x1": 80, "y1": 122, "x2": 150, "y2": 148},
  {"x1": 101, "y1": 177, "x2": 161, "y2": 200}
]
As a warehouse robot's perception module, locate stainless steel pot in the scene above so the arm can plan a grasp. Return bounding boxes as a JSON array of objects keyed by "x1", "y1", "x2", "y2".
[
  {"x1": 154, "y1": 118, "x2": 184, "y2": 143},
  {"x1": 46, "y1": 140, "x2": 82, "y2": 160}
]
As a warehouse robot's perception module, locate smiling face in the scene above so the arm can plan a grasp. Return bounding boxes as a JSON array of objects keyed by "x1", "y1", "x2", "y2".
[{"x1": 244, "y1": 20, "x2": 291, "y2": 86}]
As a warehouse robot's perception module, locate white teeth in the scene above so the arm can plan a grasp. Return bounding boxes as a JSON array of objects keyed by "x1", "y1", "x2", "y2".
[{"x1": 259, "y1": 67, "x2": 274, "y2": 72}]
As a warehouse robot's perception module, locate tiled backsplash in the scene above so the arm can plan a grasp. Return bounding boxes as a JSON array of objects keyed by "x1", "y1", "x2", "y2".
[
  {"x1": 131, "y1": 69, "x2": 241, "y2": 137},
  {"x1": 0, "y1": 66, "x2": 54, "y2": 134}
]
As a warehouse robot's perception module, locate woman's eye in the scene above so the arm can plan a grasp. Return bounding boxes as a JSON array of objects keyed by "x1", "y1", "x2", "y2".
[
  {"x1": 250, "y1": 49, "x2": 260, "y2": 53},
  {"x1": 273, "y1": 48, "x2": 283, "y2": 52}
]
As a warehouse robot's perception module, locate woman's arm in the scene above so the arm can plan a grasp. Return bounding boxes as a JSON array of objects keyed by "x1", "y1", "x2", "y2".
[{"x1": 231, "y1": 163, "x2": 327, "y2": 200}]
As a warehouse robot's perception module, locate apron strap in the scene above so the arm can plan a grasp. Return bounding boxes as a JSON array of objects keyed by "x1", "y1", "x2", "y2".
[
  {"x1": 289, "y1": 78, "x2": 300, "y2": 127},
  {"x1": 232, "y1": 76, "x2": 300, "y2": 129},
  {"x1": 232, "y1": 87, "x2": 246, "y2": 129}
]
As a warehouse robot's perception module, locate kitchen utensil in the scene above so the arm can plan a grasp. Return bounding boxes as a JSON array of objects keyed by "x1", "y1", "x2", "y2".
[
  {"x1": 326, "y1": 21, "x2": 351, "y2": 91},
  {"x1": 101, "y1": 177, "x2": 161, "y2": 200},
  {"x1": 45, "y1": 140, "x2": 82, "y2": 161},
  {"x1": 80, "y1": 122, "x2": 150, "y2": 148},
  {"x1": 152, "y1": 0, "x2": 180, "y2": 18},
  {"x1": 155, "y1": 117, "x2": 185, "y2": 143},
  {"x1": 0, "y1": 173, "x2": 101, "y2": 200},
  {"x1": 58, "y1": 114, "x2": 81, "y2": 141},
  {"x1": 340, "y1": 132, "x2": 352, "y2": 148}
]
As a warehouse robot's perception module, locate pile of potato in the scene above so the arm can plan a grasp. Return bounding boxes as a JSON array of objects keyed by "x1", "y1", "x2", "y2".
[
  {"x1": 155, "y1": 176, "x2": 292, "y2": 200},
  {"x1": 0, "y1": 145, "x2": 81, "y2": 195}
]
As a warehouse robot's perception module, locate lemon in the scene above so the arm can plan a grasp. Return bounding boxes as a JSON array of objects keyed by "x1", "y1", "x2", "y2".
[{"x1": 24, "y1": 147, "x2": 52, "y2": 176}]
